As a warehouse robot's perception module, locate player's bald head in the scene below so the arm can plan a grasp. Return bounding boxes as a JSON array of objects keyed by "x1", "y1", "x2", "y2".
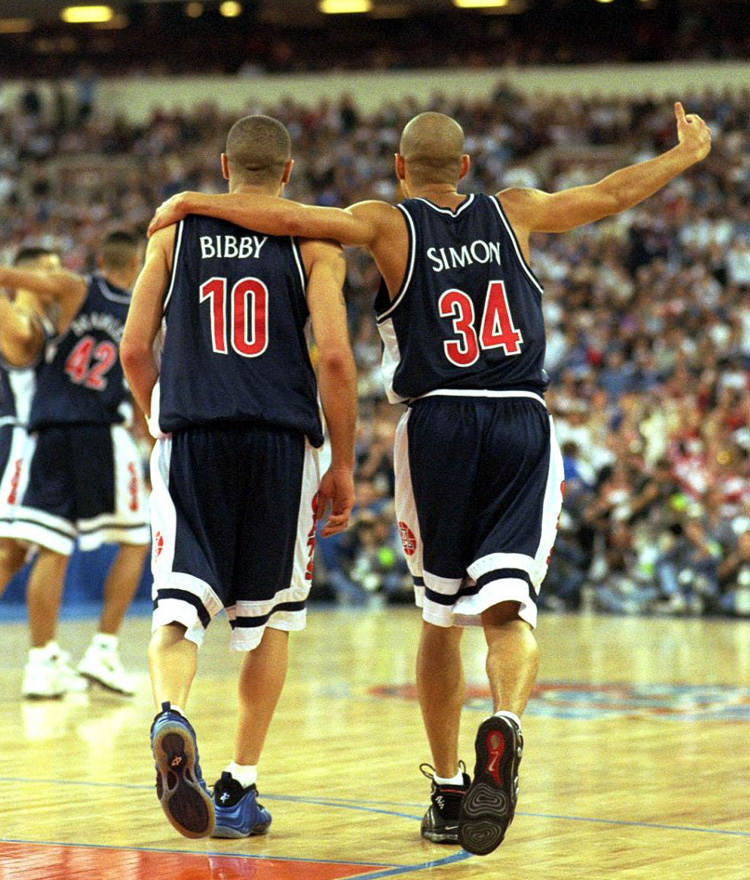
[
  {"x1": 225, "y1": 115, "x2": 291, "y2": 186},
  {"x1": 399, "y1": 112, "x2": 465, "y2": 186}
]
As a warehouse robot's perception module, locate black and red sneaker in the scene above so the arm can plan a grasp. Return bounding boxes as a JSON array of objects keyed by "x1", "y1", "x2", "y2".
[
  {"x1": 419, "y1": 762, "x2": 470, "y2": 844},
  {"x1": 458, "y1": 715, "x2": 523, "y2": 855}
]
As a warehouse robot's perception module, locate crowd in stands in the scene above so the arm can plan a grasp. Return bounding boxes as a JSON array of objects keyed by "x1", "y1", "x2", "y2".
[
  {"x1": 1, "y1": 3, "x2": 749, "y2": 77},
  {"x1": 1, "y1": 80, "x2": 748, "y2": 618}
]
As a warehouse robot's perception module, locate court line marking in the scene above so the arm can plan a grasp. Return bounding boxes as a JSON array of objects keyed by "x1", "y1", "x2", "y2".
[
  {"x1": 0, "y1": 775, "x2": 747, "y2": 838},
  {"x1": 0, "y1": 838, "x2": 472, "y2": 878},
  {"x1": 0, "y1": 837, "x2": 397, "y2": 869}
]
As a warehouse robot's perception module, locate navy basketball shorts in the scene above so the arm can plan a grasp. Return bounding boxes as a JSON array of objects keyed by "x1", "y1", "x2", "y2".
[
  {"x1": 11, "y1": 423, "x2": 150, "y2": 555},
  {"x1": 393, "y1": 391, "x2": 564, "y2": 630},
  {"x1": 149, "y1": 422, "x2": 325, "y2": 651},
  {"x1": 0, "y1": 420, "x2": 32, "y2": 540}
]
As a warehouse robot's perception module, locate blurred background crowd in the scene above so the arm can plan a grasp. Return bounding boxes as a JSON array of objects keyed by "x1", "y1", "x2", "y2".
[
  {"x1": 1, "y1": 0, "x2": 749, "y2": 77},
  {"x1": 1, "y1": 65, "x2": 748, "y2": 619}
]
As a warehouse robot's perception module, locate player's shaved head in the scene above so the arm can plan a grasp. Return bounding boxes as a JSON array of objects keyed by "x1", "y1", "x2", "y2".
[
  {"x1": 399, "y1": 112, "x2": 465, "y2": 186},
  {"x1": 100, "y1": 229, "x2": 139, "y2": 272},
  {"x1": 225, "y1": 115, "x2": 291, "y2": 186}
]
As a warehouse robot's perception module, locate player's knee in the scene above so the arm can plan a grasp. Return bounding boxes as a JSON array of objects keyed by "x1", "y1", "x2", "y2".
[
  {"x1": 0, "y1": 539, "x2": 27, "y2": 581},
  {"x1": 481, "y1": 600, "x2": 525, "y2": 628}
]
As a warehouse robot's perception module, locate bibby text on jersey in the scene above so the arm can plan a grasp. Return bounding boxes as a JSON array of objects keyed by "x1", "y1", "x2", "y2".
[
  {"x1": 155, "y1": 215, "x2": 323, "y2": 446},
  {"x1": 374, "y1": 194, "x2": 547, "y2": 402}
]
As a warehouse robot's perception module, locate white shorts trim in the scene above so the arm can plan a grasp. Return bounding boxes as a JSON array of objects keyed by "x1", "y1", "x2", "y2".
[{"x1": 9, "y1": 424, "x2": 149, "y2": 555}]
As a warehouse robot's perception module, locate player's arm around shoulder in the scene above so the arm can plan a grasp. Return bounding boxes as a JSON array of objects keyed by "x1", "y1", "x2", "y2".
[
  {"x1": 300, "y1": 238, "x2": 357, "y2": 536},
  {"x1": 121, "y1": 225, "x2": 175, "y2": 418},
  {"x1": 499, "y1": 101, "x2": 711, "y2": 237},
  {"x1": 149, "y1": 190, "x2": 390, "y2": 251}
]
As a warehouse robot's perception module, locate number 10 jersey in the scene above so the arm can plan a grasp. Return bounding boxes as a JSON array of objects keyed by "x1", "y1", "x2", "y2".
[
  {"x1": 374, "y1": 194, "x2": 547, "y2": 403},
  {"x1": 156, "y1": 215, "x2": 323, "y2": 447}
]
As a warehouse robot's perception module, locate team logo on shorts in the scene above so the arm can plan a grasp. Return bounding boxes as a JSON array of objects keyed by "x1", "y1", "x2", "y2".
[
  {"x1": 154, "y1": 531, "x2": 164, "y2": 559},
  {"x1": 398, "y1": 521, "x2": 417, "y2": 556}
]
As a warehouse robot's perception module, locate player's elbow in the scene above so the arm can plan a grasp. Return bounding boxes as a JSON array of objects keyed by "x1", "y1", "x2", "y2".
[
  {"x1": 599, "y1": 184, "x2": 638, "y2": 216},
  {"x1": 317, "y1": 345, "x2": 356, "y2": 380},
  {"x1": 120, "y1": 334, "x2": 150, "y2": 373}
]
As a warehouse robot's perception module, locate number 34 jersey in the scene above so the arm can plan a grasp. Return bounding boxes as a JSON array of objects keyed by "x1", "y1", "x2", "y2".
[
  {"x1": 155, "y1": 215, "x2": 323, "y2": 446},
  {"x1": 374, "y1": 194, "x2": 547, "y2": 403},
  {"x1": 29, "y1": 274, "x2": 132, "y2": 431}
]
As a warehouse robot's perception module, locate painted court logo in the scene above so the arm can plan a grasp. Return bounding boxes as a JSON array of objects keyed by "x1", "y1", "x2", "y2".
[{"x1": 369, "y1": 681, "x2": 750, "y2": 722}]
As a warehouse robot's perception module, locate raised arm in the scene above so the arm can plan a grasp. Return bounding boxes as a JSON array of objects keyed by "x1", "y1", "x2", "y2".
[
  {"x1": 499, "y1": 102, "x2": 711, "y2": 238},
  {"x1": 0, "y1": 296, "x2": 44, "y2": 367},
  {"x1": 302, "y1": 240, "x2": 357, "y2": 537},
  {"x1": 0, "y1": 265, "x2": 84, "y2": 305},
  {"x1": 121, "y1": 226, "x2": 174, "y2": 419},
  {"x1": 149, "y1": 191, "x2": 384, "y2": 248}
]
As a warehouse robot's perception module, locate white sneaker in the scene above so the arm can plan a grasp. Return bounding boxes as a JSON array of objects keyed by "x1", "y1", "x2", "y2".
[
  {"x1": 22, "y1": 656, "x2": 66, "y2": 699},
  {"x1": 54, "y1": 648, "x2": 90, "y2": 693},
  {"x1": 21, "y1": 647, "x2": 88, "y2": 698},
  {"x1": 77, "y1": 644, "x2": 135, "y2": 695}
]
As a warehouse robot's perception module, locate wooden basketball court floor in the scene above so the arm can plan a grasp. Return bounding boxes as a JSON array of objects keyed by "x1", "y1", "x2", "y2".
[{"x1": 0, "y1": 605, "x2": 746, "y2": 880}]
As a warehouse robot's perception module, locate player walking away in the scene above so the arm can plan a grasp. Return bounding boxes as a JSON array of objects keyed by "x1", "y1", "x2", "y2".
[
  {"x1": 148, "y1": 101, "x2": 711, "y2": 855},
  {"x1": 0, "y1": 247, "x2": 88, "y2": 695},
  {"x1": 0, "y1": 232, "x2": 150, "y2": 698},
  {"x1": 122, "y1": 115, "x2": 356, "y2": 839}
]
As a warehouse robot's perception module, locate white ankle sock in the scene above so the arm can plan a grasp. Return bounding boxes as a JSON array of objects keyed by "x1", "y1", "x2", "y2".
[
  {"x1": 225, "y1": 761, "x2": 257, "y2": 788},
  {"x1": 493, "y1": 709, "x2": 522, "y2": 730},
  {"x1": 92, "y1": 633, "x2": 118, "y2": 651},
  {"x1": 168, "y1": 703, "x2": 186, "y2": 717},
  {"x1": 434, "y1": 769, "x2": 465, "y2": 785},
  {"x1": 29, "y1": 646, "x2": 52, "y2": 664}
]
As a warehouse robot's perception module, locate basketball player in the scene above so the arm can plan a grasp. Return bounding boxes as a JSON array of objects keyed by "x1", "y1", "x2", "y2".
[
  {"x1": 0, "y1": 232, "x2": 151, "y2": 698},
  {"x1": 147, "y1": 101, "x2": 711, "y2": 854},
  {"x1": 121, "y1": 115, "x2": 356, "y2": 839},
  {"x1": 0, "y1": 246, "x2": 88, "y2": 695}
]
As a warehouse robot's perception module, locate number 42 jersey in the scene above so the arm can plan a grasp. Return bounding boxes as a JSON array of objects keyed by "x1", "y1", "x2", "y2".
[
  {"x1": 374, "y1": 194, "x2": 547, "y2": 403},
  {"x1": 28, "y1": 274, "x2": 132, "y2": 431}
]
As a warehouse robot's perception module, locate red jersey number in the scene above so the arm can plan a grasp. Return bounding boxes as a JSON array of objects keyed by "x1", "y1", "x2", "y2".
[
  {"x1": 439, "y1": 280, "x2": 523, "y2": 368},
  {"x1": 64, "y1": 336, "x2": 117, "y2": 391},
  {"x1": 200, "y1": 276, "x2": 268, "y2": 358}
]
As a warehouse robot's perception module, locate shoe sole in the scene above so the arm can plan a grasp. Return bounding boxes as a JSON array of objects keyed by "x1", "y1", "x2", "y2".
[
  {"x1": 458, "y1": 717, "x2": 522, "y2": 856},
  {"x1": 78, "y1": 669, "x2": 134, "y2": 696},
  {"x1": 212, "y1": 821, "x2": 270, "y2": 839},
  {"x1": 152, "y1": 721, "x2": 215, "y2": 838},
  {"x1": 22, "y1": 690, "x2": 65, "y2": 700},
  {"x1": 421, "y1": 828, "x2": 459, "y2": 844}
]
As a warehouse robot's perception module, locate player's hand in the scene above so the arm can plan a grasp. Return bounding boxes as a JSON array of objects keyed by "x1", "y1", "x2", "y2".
[
  {"x1": 148, "y1": 193, "x2": 191, "y2": 237},
  {"x1": 674, "y1": 101, "x2": 711, "y2": 164},
  {"x1": 316, "y1": 466, "x2": 354, "y2": 537}
]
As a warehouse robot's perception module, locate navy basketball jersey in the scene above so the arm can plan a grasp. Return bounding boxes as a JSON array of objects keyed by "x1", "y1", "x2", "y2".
[
  {"x1": 155, "y1": 215, "x2": 323, "y2": 446},
  {"x1": 29, "y1": 274, "x2": 131, "y2": 430},
  {"x1": 374, "y1": 194, "x2": 547, "y2": 402}
]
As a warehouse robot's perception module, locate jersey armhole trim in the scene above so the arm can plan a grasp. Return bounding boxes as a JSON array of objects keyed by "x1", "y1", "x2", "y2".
[
  {"x1": 163, "y1": 219, "x2": 184, "y2": 313},
  {"x1": 290, "y1": 236, "x2": 308, "y2": 292},
  {"x1": 375, "y1": 204, "x2": 415, "y2": 323},
  {"x1": 490, "y1": 196, "x2": 544, "y2": 297}
]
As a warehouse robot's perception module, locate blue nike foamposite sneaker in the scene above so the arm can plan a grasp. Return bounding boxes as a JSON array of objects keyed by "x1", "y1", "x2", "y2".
[
  {"x1": 150, "y1": 702, "x2": 215, "y2": 838},
  {"x1": 212, "y1": 771, "x2": 272, "y2": 838}
]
